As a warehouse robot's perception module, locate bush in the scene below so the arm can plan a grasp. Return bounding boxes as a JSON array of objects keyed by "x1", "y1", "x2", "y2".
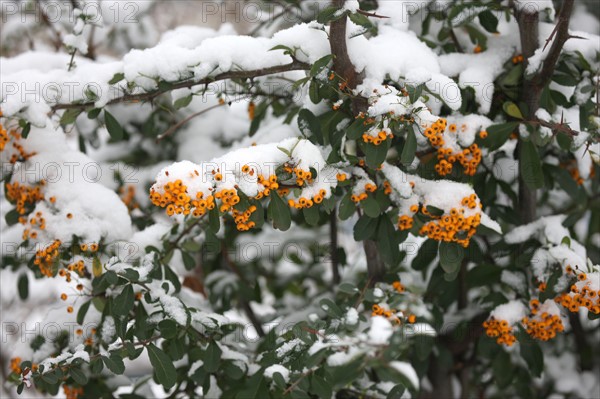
[{"x1": 1, "y1": 1, "x2": 599, "y2": 398}]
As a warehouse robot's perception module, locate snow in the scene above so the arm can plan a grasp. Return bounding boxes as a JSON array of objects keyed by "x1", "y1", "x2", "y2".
[
  {"x1": 490, "y1": 300, "x2": 527, "y2": 325},
  {"x1": 389, "y1": 361, "x2": 419, "y2": 390},
  {"x1": 7, "y1": 123, "x2": 132, "y2": 244},
  {"x1": 147, "y1": 282, "x2": 188, "y2": 325},
  {"x1": 367, "y1": 316, "x2": 393, "y2": 345},
  {"x1": 264, "y1": 364, "x2": 290, "y2": 382},
  {"x1": 345, "y1": 308, "x2": 359, "y2": 326},
  {"x1": 327, "y1": 346, "x2": 364, "y2": 366}
]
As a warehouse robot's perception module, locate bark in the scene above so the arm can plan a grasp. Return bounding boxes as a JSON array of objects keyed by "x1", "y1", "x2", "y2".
[{"x1": 329, "y1": 0, "x2": 384, "y2": 285}]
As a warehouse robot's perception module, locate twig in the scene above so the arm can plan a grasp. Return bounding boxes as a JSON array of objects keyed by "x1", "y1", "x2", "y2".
[
  {"x1": 51, "y1": 61, "x2": 310, "y2": 112},
  {"x1": 356, "y1": 9, "x2": 390, "y2": 19},
  {"x1": 168, "y1": 216, "x2": 206, "y2": 251},
  {"x1": 449, "y1": 28, "x2": 464, "y2": 53},
  {"x1": 221, "y1": 245, "x2": 265, "y2": 337},
  {"x1": 283, "y1": 368, "x2": 316, "y2": 396},
  {"x1": 525, "y1": 118, "x2": 579, "y2": 136},
  {"x1": 329, "y1": 209, "x2": 341, "y2": 285},
  {"x1": 534, "y1": 0, "x2": 576, "y2": 88},
  {"x1": 156, "y1": 102, "x2": 228, "y2": 142}
]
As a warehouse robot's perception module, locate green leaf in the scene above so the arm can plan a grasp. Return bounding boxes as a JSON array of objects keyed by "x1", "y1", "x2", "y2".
[
  {"x1": 348, "y1": 12, "x2": 373, "y2": 29},
  {"x1": 303, "y1": 206, "x2": 320, "y2": 226},
  {"x1": 310, "y1": 55, "x2": 333, "y2": 78},
  {"x1": 309, "y1": 80, "x2": 320, "y2": 104},
  {"x1": 520, "y1": 140, "x2": 544, "y2": 189},
  {"x1": 412, "y1": 239, "x2": 438, "y2": 271},
  {"x1": 108, "y1": 72, "x2": 125, "y2": 85},
  {"x1": 20, "y1": 121, "x2": 31, "y2": 138},
  {"x1": 174, "y1": 95, "x2": 193, "y2": 110},
  {"x1": 113, "y1": 285, "x2": 134, "y2": 317},
  {"x1": 439, "y1": 242, "x2": 464, "y2": 274},
  {"x1": 478, "y1": 10, "x2": 499, "y2": 33},
  {"x1": 102, "y1": 354, "x2": 125, "y2": 375},
  {"x1": 204, "y1": 341, "x2": 222, "y2": 373},
  {"x1": 317, "y1": 6, "x2": 341, "y2": 24},
  {"x1": 338, "y1": 282, "x2": 359, "y2": 295},
  {"x1": 353, "y1": 214, "x2": 378, "y2": 241},
  {"x1": 92, "y1": 256, "x2": 103, "y2": 277},
  {"x1": 361, "y1": 195, "x2": 381, "y2": 218},
  {"x1": 208, "y1": 206, "x2": 220, "y2": 233},
  {"x1": 338, "y1": 192, "x2": 356, "y2": 221},
  {"x1": 492, "y1": 350, "x2": 514, "y2": 388},
  {"x1": 158, "y1": 319, "x2": 178, "y2": 340},
  {"x1": 70, "y1": 367, "x2": 88, "y2": 385},
  {"x1": 60, "y1": 108, "x2": 83, "y2": 126},
  {"x1": 17, "y1": 273, "x2": 28, "y2": 300},
  {"x1": 364, "y1": 139, "x2": 390, "y2": 169},
  {"x1": 104, "y1": 110, "x2": 124, "y2": 141},
  {"x1": 400, "y1": 126, "x2": 417, "y2": 166},
  {"x1": 147, "y1": 343, "x2": 177, "y2": 390},
  {"x1": 503, "y1": 102, "x2": 524, "y2": 119},
  {"x1": 77, "y1": 300, "x2": 91, "y2": 325},
  {"x1": 41, "y1": 371, "x2": 59, "y2": 385},
  {"x1": 376, "y1": 216, "x2": 400, "y2": 265},
  {"x1": 181, "y1": 250, "x2": 196, "y2": 270},
  {"x1": 310, "y1": 375, "x2": 332, "y2": 398},
  {"x1": 267, "y1": 191, "x2": 291, "y2": 231},
  {"x1": 425, "y1": 205, "x2": 444, "y2": 217},
  {"x1": 346, "y1": 117, "x2": 369, "y2": 140},
  {"x1": 520, "y1": 340, "x2": 544, "y2": 377},
  {"x1": 5, "y1": 209, "x2": 20, "y2": 226},
  {"x1": 486, "y1": 122, "x2": 519, "y2": 151},
  {"x1": 298, "y1": 109, "x2": 323, "y2": 144}
]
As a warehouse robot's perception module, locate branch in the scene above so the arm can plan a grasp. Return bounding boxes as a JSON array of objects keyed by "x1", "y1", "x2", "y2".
[
  {"x1": 525, "y1": 117, "x2": 579, "y2": 137},
  {"x1": 534, "y1": 0, "x2": 575, "y2": 88},
  {"x1": 356, "y1": 9, "x2": 389, "y2": 19},
  {"x1": 330, "y1": 0, "x2": 383, "y2": 285},
  {"x1": 50, "y1": 60, "x2": 310, "y2": 112},
  {"x1": 329, "y1": 209, "x2": 341, "y2": 285},
  {"x1": 156, "y1": 102, "x2": 229, "y2": 142}
]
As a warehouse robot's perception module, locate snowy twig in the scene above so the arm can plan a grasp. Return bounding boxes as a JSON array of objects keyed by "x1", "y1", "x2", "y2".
[{"x1": 51, "y1": 61, "x2": 310, "y2": 111}]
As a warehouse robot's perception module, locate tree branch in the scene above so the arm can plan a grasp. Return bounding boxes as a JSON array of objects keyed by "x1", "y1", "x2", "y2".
[
  {"x1": 534, "y1": 0, "x2": 576, "y2": 88},
  {"x1": 329, "y1": 0, "x2": 384, "y2": 285},
  {"x1": 330, "y1": 209, "x2": 341, "y2": 285},
  {"x1": 50, "y1": 60, "x2": 310, "y2": 112}
]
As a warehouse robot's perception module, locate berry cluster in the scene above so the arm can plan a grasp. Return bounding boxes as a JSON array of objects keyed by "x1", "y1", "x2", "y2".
[
  {"x1": 283, "y1": 165, "x2": 313, "y2": 187},
  {"x1": 483, "y1": 317, "x2": 517, "y2": 346},
  {"x1": 119, "y1": 185, "x2": 139, "y2": 211},
  {"x1": 350, "y1": 182, "x2": 377, "y2": 203},
  {"x1": 63, "y1": 385, "x2": 84, "y2": 399},
  {"x1": 423, "y1": 119, "x2": 482, "y2": 176},
  {"x1": 392, "y1": 281, "x2": 405, "y2": 293},
  {"x1": 288, "y1": 189, "x2": 327, "y2": 209},
  {"x1": 0, "y1": 117, "x2": 36, "y2": 163},
  {"x1": 512, "y1": 54, "x2": 524, "y2": 64},
  {"x1": 232, "y1": 205, "x2": 258, "y2": 231},
  {"x1": 34, "y1": 239, "x2": 62, "y2": 277},
  {"x1": 22, "y1": 211, "x2": 46, "y2": 240},
  {"x1": 5, "y1": 181, "x2": 45, "y2": 214},
  {"x1": 255, "y1": 173, "x2": 279, "y2": 199},
  {"x1": 522, "y1": 300, "x2": 564, "y2": 341},
  {"x1": 397, "y1": 204, "x2": 419, "y2": 231},
  {"x1": 417, "y1": 196, "x2": 481, "y2": 247},
  {"x1": 9, "y1": 357, "x2": 22, "y2": 375},
  {"x1": 555, "y1": 268, "x2": 600, "y2": 314},
  {"x1": 362, "y1": 129, "x2": 394, "y2": 146}
]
